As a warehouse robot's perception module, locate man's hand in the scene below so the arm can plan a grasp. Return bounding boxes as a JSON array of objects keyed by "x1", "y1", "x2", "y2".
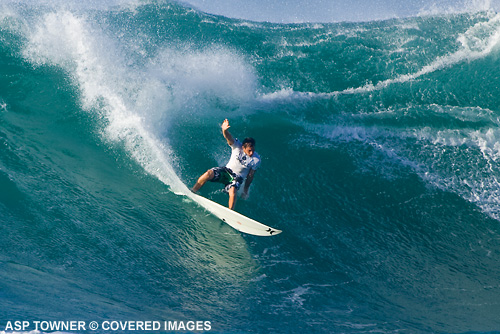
[
  {"x1": 221, "y1": 119, "x2": 234, "y2": 146},
  {"x1": 221, "y1": 119, "x2": 230, "y2": 132}
]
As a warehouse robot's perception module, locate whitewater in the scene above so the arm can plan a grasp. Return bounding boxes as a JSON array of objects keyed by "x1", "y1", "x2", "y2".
[{"x1": 2, "y1": 0, "x2": 500, "y2": 333}]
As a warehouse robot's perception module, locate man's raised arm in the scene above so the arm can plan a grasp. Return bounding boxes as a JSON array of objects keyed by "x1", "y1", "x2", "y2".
[{"x1": 221, "y1": 119, "x2": 235, "y2": 146}]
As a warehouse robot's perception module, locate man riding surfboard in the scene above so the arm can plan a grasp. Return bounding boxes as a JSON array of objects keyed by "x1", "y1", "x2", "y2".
[{"x1": 192, "y1": 119, "x2": 261, "y2": 210}]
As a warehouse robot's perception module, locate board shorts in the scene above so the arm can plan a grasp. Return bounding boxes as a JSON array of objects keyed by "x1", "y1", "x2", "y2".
[{"x1": 210, "y1": 167, "x2": 244, "y2": 193}]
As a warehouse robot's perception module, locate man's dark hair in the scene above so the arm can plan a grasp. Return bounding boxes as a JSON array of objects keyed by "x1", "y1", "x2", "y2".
[{"x1": 242, "y1": 137, "x2": 256, "y2": 147}]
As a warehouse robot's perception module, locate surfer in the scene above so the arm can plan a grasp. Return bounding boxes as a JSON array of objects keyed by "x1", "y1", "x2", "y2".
[{"x1": 192, "y1": 119, "x2": 261, "y2": 210}]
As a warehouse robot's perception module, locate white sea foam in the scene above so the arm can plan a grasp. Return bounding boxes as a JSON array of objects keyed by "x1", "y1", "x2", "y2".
[
  {"x1": 22, "y1": 10, "x2": 258, "y2": 194},
  {"x1": 342, "y1": 13, "x2": 500, "y2": 94},
  {"x1": 303, "y1": 103, "x2": 500, "y2": 221},
  {"x1": 259, "y1": 12, "x2": 500, "y2": 103},
  {"x1": 0, "y1": 100, "x2": 8, "y2": 113},
  {"x1": 418, "y1": 0, "x2": 495, "y2": 17},
  {"x1": 22, "y1": 11, "x2": 189, "y2": 193}
]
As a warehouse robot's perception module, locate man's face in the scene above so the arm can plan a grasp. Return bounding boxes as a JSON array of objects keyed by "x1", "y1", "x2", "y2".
[{"x1": 243, "y1": 144, "x2": 255, "y2": 157}]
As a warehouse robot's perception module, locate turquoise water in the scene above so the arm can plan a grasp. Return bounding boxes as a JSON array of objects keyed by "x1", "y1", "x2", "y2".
[{"x1": 2, "y1": 1, "x2": 500, "y2": 333}]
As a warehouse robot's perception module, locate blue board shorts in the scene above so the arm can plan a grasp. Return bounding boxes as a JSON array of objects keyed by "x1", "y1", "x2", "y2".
[{"x1": 210, "y1": 167, "x2": 244, "y2": 192}]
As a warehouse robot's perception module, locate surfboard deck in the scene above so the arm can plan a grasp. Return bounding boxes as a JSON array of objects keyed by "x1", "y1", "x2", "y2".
[{"x1": 186, "y1": 192, "x2": 282, "y2": 236}]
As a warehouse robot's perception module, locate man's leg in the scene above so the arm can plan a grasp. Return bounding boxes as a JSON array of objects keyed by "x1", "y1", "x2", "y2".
[
  {"x1": 228, "y1": 186, "x2": 237, "y2": 210},
  {"x1": 192, "y1": 169, "x2": 215, "y2": 192}
]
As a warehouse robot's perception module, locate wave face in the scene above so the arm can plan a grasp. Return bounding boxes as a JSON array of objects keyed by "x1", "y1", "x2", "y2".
[{"x1": 2, "y1": 1, "x2": 500, "y2": 332}]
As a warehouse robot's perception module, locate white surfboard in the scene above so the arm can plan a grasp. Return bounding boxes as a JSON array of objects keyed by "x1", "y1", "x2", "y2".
[{"x1": 186, "y1": 192, "x2": 282, "y2": 236}]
